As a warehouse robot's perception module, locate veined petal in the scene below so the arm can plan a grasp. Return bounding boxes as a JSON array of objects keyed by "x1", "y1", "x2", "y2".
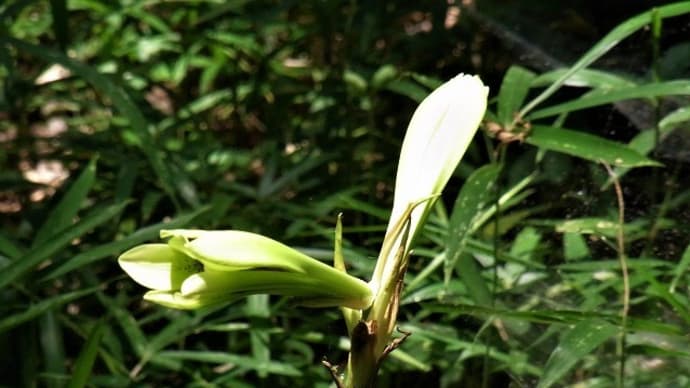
[{"x1": 118, "y1": 244, "x2": 202, "y2": 291}]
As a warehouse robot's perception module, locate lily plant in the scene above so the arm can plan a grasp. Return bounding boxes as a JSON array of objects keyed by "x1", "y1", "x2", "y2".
[{"x1": 118, "y1": 73, "x2": 488, "y2": 387}]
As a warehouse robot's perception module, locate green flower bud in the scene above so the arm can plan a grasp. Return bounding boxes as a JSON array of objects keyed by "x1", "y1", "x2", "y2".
[{"x1": 118, "y1": 229, "x2": 373, "y2": 310}]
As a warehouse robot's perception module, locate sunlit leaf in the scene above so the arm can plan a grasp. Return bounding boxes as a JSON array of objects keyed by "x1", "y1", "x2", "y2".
[{"x1": 526, "y1": 125, "x2": 662, "y2": 167}]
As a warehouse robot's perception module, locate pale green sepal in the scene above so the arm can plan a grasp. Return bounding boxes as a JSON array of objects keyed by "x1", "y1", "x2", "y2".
[
  {"x1": 143, "y1": 290, "x2": 231, "y2": 310},
  {"x1": 162, "y1": 229, "x2": 306, "y2": 273},
  {"x1": 118, "y1": 244, "x2": 201, "y2": 291},
  {"x1": 180, "y1": 269, "x2": 373, "y2": 309}
]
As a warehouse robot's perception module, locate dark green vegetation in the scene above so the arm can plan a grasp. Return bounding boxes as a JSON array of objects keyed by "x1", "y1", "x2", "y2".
[{"x1": 2, "y1": 1, "x2": 690, "y2": 387}]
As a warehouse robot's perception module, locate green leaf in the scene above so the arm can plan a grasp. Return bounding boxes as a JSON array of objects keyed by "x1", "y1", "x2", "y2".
[
  {"x1": 526, "y1": 125, "x2": 662, "y2": 167},
  {"x1": 602, "y1": 116, "x2": 680, "y2": 187},
  {"x1": 520, "y1": 2, "x2": 690, "y2": 117},
  {"x1": 99, "y1": 294, "x2": 147, "y2": 358},
  {"x1": 529, "y1": 81, "x2": 690, "y2": 119},
  {"x1": 401, "y1": 322, "x2": 541, "y2": 376},
  {"x1": 555, "y1": 217, "x2": 620, "y2": 235},
  {"x1": 530, "y1": 68, "x2": 636, "y2": 89},
  {"x1": 66, "y1": 322, "x2": 106, "y2": 388},
  {"x1": 247, "y1": 296, "x2": 271, "y2": 378},
  {"x1": 0, "y1": 202, "x2": 129, "y2": 289},
  {"x1": 497, "y1": 65, "x2": 535, "y2": 125},
  {"x1": 537, "y1": 319, "x2": 618, "y2": 388},
  {"x1": 425, "y1": 303, "x2": 681, "y2": 336},
  {"x1": 155, "y1": 350, "x2": 302, "y2": 377},
  {"x1": 371, "y1": 64, "x2": 398, "y2": 89},
  {"x1": 388, "y1": 347, "x2": 431, "y2": 372},
  {"x1": 49, "y1": 0, "x2": 69, "y2": 50},
  {"x1": 0, "y1": 233, "x2": 24, "y2": 260},
  {"x1": 33, "y1": 158, "x2": 98, "y2": 248},
  {"x1": 660, "y1": 106, "x2": 690, "y2": 130},
  {"x1": 41, "y1": 206, "x2": 208, "y2": 281},
  {"x1": 645, "y1": 276, "x2": 690, "y2": 326},
  {"x1": 510, "y1": 226, "x2": 541, "y2": 258},
  {"x1": 40, "y1": 311, "x2": 66, "y2": 388},
  {"x1": 0, "y1": 287, "x2": 98, "y2": 333},
  {"x1": 670, "y1": 243, "x2": 690, "y2": 292},
  {"x1": 445, "y1": 164, "x2": 501, "y2": 285},
  {"x1": 563, "y1": 232, "x2": 590, "y2": 261},
  {"x1": 385, "y1": 79, "x2": 429, "y2": 102}
]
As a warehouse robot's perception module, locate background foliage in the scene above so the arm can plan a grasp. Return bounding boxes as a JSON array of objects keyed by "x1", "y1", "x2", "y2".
[{"x1": 1, "y1": 1, "x2": 690, "y2": 387}]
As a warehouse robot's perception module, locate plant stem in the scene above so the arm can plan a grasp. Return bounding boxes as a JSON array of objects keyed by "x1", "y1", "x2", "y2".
[{"x1": 603, "y1": 162, "x2": 629, "y2": 388}]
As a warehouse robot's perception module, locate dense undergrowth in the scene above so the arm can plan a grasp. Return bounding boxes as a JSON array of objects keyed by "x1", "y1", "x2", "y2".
[{"x1": 1, "y1": 1, "x2": 690, "y2": 387}]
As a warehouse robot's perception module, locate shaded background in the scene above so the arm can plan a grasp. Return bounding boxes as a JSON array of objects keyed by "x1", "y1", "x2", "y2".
[{"x1": 1, "y1": 1, "x2": 689, "y2": 387}]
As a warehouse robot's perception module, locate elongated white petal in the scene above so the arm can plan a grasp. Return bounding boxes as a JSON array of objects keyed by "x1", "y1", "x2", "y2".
[
  {"x1": 392, "y1": 74, "x2": 488, "y2": 243},
  {"x1": 371, "y1": 74, "x2": 488, "y2": 292}
]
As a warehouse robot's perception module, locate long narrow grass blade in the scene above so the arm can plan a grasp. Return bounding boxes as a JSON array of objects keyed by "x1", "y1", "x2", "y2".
[
  {"x1": 519, "y1": 2, "x2": 690, "y2": 117},
  {"x1": 33, "y1": 158, "x2": 97, "y2": 247},
  {"x1": 0, "y1": 202, "x2": 129, "y2": 288}
]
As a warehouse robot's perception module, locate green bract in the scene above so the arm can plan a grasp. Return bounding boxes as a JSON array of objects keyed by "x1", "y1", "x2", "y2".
[{"x1": 118, "y1": 229, "x2": 373, "y2": 310}]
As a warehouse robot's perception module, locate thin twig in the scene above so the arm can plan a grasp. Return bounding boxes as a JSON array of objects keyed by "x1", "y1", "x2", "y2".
[
  {"x1": 602, "y1": 162, "x2": 629, "y2": 388},
  {"x1": 322, "y1": 358, "x2": 346, "y2": 388}
]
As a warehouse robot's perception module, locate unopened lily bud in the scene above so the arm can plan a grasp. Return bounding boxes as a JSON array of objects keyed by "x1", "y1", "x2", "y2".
[{"x1": 118, "y1": 229, "x2": 373, "y2": 310}]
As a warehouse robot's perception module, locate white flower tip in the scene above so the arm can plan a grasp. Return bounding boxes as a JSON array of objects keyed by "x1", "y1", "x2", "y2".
[{"x1": 180, "y1": 273, "x2": 209, "y2": 296}]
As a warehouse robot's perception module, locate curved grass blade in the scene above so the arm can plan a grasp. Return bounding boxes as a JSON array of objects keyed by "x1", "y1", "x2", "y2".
[
  {"x1": 659, "y1": 106, "x2": 690, "y2": 129},
  {"x1": 529, "y1": 81, "x2": 690, "y2": 120},
  {"x1": 41, "y1": 206, "x2": 209, "y2": 281},
  {"x1": 66, "y1": 321, "x2": 106, "y2": 388},
  {"x1": 537, "y1": 319, "x2": 618, "y2": 388},
  {"x1": 670, "y1": 243, "x2": 690, "y2": 292},
  {"x1": 0, "y1": 234, "x2": 24, "y2": 260},
  {"x1": 33, "y1": 158, "x2": 97, "y2": 247},
  {"x1": 519, "y1": 2, "x2": 690, "y2": 117},
  {"x1": 0, "y1": 202, "x2": 129, "y2": 288},
  {"x1": 0, "y1": 287, "x2": 98, "y2": 333},
  {"x1": 425, "y1": 303, "x2": 682, "y2": 336},
  {"x1": 155, "y1": 350, "x2": 302, "y2": 377},
  {"x1": 530, "y1": 68, "x2": 636, "y2": 89}
]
